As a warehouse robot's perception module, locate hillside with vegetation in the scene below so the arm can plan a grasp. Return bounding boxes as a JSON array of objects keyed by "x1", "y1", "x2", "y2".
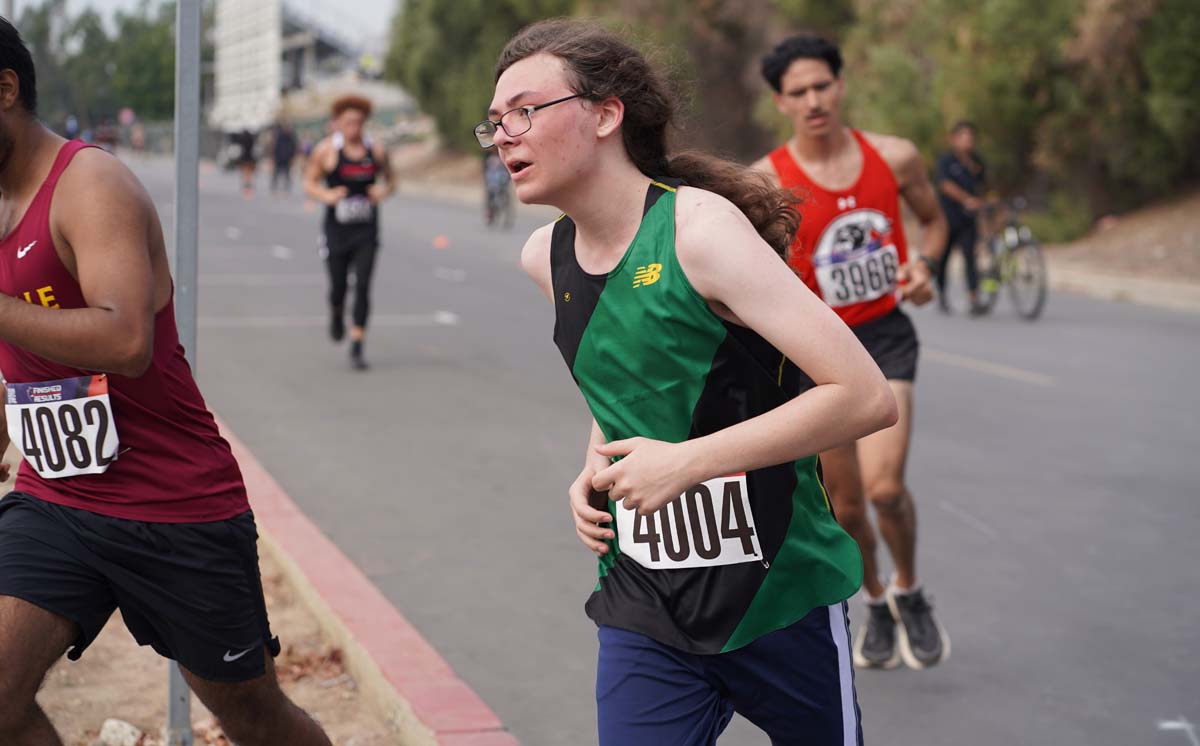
[{"x1": 386, "y1": 0, "x2": 1200, "y2": 242}]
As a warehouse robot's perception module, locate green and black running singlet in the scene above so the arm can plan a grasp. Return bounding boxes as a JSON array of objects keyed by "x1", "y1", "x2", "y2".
[{"x1": 551, "y1": 179, "x2": 863, "y2": 654}]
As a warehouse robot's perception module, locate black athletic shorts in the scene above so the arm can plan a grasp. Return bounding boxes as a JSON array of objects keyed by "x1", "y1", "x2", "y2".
[
  {"x1": 789, "y1": 307, "x2": 919, "y2": 392},
  {"x1": 0, "y1": 492, "x2": 280, "y2": 682}
]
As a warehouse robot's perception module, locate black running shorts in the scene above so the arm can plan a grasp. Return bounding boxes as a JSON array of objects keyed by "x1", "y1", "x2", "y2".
[
  {"x1": 789, "y1": 307, "x2": 919, "y2": 392},
  {"x1": 0, "y1": 492, "x2": 280, "y2": 682}
]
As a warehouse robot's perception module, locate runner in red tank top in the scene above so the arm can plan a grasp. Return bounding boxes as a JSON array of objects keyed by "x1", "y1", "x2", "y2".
[
  {"x1": 753, "y1": 34, "x2": 953, "y2": 672},
  {"x1": 0, "y1": 19, "x2": 331, "y2": 745}
]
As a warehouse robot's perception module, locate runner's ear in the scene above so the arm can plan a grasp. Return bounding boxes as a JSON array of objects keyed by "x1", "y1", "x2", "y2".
[{"x1": 595, "y1": 97, "x2": 624, "y2": 140}]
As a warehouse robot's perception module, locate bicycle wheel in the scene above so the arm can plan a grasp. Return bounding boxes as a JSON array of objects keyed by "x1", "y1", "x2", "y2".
[
  {"x1": 973, "y1": 238, "x2": 1001, "y2": 314},
  {"x1": 1006, "y1": 241, "x2": 1048, "y2": 320}
]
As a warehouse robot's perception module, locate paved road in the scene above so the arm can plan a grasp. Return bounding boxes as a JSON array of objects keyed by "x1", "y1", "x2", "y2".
[{"x1": 141, "y1": 158, "x2": 1198, "y2": 746}]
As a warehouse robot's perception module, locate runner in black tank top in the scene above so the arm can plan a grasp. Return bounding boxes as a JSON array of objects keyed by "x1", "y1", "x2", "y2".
[{"x1": 303, "y1": 95, "x2": 395, "y2": 370}]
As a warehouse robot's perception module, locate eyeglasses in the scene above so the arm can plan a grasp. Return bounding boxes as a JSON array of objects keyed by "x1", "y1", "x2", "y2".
[{"x1": 474, "y1": 93, "x2": 589, "y2": 149}]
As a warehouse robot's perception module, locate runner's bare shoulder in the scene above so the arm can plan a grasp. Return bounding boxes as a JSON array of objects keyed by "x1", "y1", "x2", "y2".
[
  {"x1": 519, "y1": 221, "x2": 556, "y2": 299},
  {"x1": 749, "y1": 154, "x2": 781, "y2": 185},
  {"x1": 859, "y1": 131, "x2": 922, "y2": 183},
  {"x1": 308, "y1": 137, "x2": 337, "y2": 170},
  {"x1": 52, "y1": 147, "x2": 154, "y2": 239}
]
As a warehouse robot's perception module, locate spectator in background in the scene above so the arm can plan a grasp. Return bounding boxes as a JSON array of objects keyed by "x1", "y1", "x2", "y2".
[
  {"x1": 231, "y1": 127, "x2": 258, "y2": 195},
  {"x1": 934, "y1": 121, "x2": 987, "y2": 314},
  {"x1": 130, "y1": 122, "x2": 146, "y2": 155},
  {"x1": 269, "y1": 117, "x2": 299, "y2": 195},
  {"x1": 93, "y1": 121, "x2": 118, "y2": 154}
]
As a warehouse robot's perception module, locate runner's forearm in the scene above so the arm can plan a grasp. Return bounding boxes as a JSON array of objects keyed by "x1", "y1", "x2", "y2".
[
  {"x1": 585, "y1": 419, "x2": 609, "y2": 472},
  {"x1": 916, "y1": 209, "x2": 949, "y2": 264},
  {"x1": 0, "y1": 295, "x2": 151, "y2": 377},
  {"x1": 677, "y1": 381, "x2": 896, "y2": 485}
]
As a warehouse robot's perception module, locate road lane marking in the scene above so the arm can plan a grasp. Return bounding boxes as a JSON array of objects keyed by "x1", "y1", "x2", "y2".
[
  {"x1": 937, "y1": 500, "x2": 998, "y2": 540},
  {"x1": 271, "y1": 244, "x2": 293, "y2": 260},
  {"x1": 924, "y1": 348, "x2": 1056, "y2": 387},
  {"x1": 224, "y1": 226, "x2": 242, "y2": 240},
  {"x1": 1159, "y1": 719, "x2": 1200, "y2": 746},
  {"x1": 200, "y1": 311, "x2": 459, "y2": 329}
]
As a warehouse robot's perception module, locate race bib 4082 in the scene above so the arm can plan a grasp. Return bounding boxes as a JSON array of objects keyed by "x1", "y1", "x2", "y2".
[
  {"x1": 5, "y1": 374, "x2": 119, "y2": 479},
  {"x1": 616, "y1": 474, "x2": 763, "y2": 570}
]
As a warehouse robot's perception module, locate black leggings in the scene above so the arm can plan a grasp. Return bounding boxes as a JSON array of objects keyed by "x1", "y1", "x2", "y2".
[
  {"x1": 936, "y1": 220, "x2": 979, "y2": 294},
  {"x1": 326, "y1": 242, "x2": 378, "y2": 329}
]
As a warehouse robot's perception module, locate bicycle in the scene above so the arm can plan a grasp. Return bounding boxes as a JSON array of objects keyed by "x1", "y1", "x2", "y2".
[
  {"x1": 974, "y1": 197, "x2": 1048, "y2": 320},
  {"x1": 485, "y1": 181, "x2": 515, "y2": 228}
]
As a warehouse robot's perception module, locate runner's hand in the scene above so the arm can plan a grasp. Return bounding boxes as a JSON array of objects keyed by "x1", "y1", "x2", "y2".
[
  {"x1": 592, "y1": 437, "x2": 696, "y2": 517},
  {"x1": 324, "y1": 186, "x2": 349, "y2": 206},
  {"x1": 0, "y1": 462, "x2": 9, "y2": 482},
  {"x1": 569, "y1": 465, "x2": 613, "y2": 556},
  {"x1": 899, "y1": 259, "x2": 935, "y2": 306},
  {"x1": 367, "y1": 184, "x2": 389, "y2": 204}
]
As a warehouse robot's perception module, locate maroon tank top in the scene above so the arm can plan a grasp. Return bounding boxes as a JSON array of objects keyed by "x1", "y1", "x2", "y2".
[{"x1": 0, "y1": 140, "x2": 249, "y2": 522}]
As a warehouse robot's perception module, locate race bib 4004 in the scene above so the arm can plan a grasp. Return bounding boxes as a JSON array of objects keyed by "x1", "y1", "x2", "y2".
[
  {"x1": 5, "y1": 375, "x2": 119, "y2": 479},
  {"x1": 616, "y1": 474, "x2": 763, "y2": 570}
]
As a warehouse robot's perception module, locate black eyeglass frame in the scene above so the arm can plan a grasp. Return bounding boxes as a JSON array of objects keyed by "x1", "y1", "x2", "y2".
[{"x1": 474, "y1": 93, "x2": 590, "y2": 148}]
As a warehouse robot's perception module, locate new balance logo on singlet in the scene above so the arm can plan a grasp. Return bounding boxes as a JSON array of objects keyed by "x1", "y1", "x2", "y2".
[{"x1": 632, "y1": 263, "x2": 662, "y2": 288}]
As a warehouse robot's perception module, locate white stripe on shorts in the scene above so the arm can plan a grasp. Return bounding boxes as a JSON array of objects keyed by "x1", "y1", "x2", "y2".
[{"x1": 828, "y1": 603, "x2": 859, "y2": 746}]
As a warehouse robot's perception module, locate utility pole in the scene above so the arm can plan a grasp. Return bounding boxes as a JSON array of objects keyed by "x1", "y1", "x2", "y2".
[{"x1": 166, "y1": 0, "x2": 201, "y2": 743}]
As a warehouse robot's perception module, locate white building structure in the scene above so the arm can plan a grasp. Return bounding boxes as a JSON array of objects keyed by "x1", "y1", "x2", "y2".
[
  {"x1": 210, "y1": 0, "x2": 393, "y2": 133},
  {"x1": 210, "y1": 0, "x2": 283, "y2": 132}
]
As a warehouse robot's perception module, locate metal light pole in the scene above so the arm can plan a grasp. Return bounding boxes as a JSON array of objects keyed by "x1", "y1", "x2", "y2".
[
  {"x1": 4, "y1": 1, "x2": 15, "y2": 21},
  {"x1": 167, "y1": 1, "x2": 201, "y2": 744}
]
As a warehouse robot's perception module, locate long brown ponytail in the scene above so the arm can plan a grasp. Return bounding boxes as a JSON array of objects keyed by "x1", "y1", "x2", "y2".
[{"x1": 495, "y1": 19, "x2": 799, "y2": 257}]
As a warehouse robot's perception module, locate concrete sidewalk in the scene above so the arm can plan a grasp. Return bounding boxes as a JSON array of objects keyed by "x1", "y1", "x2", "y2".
[{"x1": 1045, "y1": 254, "x2": 1200, "y2": 314}]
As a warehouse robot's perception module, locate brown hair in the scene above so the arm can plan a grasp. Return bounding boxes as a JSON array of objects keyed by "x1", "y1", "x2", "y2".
[
  {"x1": 331, "y1": 95, "x2": 372, "y2": 119},
  {"x1": 496, "y1": 19, "x2": 799, "y2": 256}
]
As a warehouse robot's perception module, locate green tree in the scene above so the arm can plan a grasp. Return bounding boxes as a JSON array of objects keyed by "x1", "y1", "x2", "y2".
[
  {"x1": 385, "y1": 0, "x2": 574, "y2": 151},
  {"x1": 17, "y1": 0, "x2": 73, "y2": 128},
  {"x1": 60, "y1": 9, "x2": 117, "y2": 126},
  {"x1": 108, "y1": 1, "x2": 177, "y2": 122},
  {"x1": 581, "y1": 0, "x2": 779, "y2": 162}
]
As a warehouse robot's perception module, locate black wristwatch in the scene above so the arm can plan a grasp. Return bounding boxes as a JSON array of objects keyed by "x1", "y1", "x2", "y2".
[{"x1": 917, "y1": 254, "x2": 938, "y2": 273}]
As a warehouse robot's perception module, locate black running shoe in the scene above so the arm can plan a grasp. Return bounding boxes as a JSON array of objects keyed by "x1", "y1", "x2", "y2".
[
  {"x1": 329, "y1": 309, "x2": 345, "y2": 342},
  {"x1": 852, "y1": 600, "x2": 901, "y2": 669},
  {"x1": 350, "y1": 340, "x2": 368, "y2": 371},
  {"x1": 889, "y1": 588, "x2": 950, "y2": 669}
]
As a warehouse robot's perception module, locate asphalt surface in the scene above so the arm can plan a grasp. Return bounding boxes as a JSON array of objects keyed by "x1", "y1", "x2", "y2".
[{"x1": 137, "y1": 157, "x2": 1198, "y2": 746}]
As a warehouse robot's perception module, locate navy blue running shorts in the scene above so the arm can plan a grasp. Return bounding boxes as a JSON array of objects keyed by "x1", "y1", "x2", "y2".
[
  {"x1": 596, "y1": 602, "x2": 863, "y2": 746},
  {"x1": 0, "y1": 491, "x2": 280, "y2": 682}
]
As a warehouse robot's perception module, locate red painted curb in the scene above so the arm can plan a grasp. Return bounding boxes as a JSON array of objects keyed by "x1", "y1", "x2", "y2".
[{"x1": 219, "y1": 420, "x2": 518, "y2": 745}]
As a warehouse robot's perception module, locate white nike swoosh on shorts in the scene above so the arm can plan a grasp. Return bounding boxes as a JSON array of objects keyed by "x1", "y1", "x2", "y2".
[{"x1": 223, "y1": 647, "x2": 255, "y2": 662}]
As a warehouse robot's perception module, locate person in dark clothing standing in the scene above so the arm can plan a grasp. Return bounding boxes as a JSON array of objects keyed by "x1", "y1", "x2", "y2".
[
  {"x1": 302, "y1": 95, "x2": 395, "y2": 370},
  {"x1": 269, "y1": 118, "x2": 299, "y2": 194},
  {"x1": 934, "y1": 121, "x2": 987, "y2": 313},
  {"x1": 231, "y1": 127, "x2": 258, "y2": 194}
]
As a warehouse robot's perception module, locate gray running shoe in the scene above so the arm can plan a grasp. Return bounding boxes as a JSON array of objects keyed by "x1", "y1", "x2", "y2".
[
  {"x1": 888, "y1": 588, "x2": 951, "y2": 669},
  {"x1": 852, "y1": 601, "x2": 901, "y2": 669}
]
